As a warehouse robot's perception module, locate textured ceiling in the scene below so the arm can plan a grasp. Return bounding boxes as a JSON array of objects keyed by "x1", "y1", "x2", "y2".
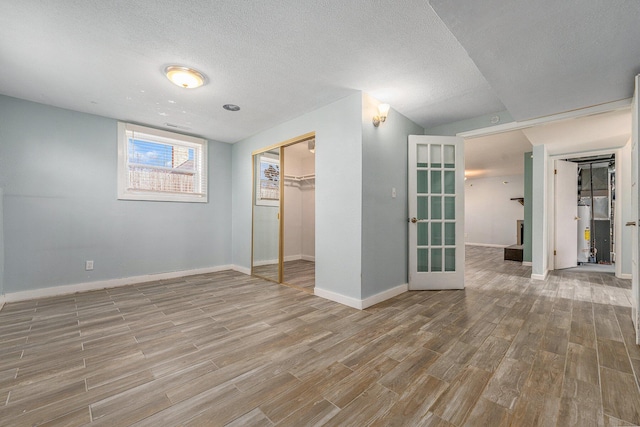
[
  {"x1": 429, "y1": 0, "x2": 640, "y2": 121},
  {"x1": 1, "y1": 1, "x2": 637, "y2": 144},
  {"x1": 465, "y1": 130, "x2": 532, "y2": 178},
  {"x1": 0, "y1": 0, "x2": 503, "y2": 143}
]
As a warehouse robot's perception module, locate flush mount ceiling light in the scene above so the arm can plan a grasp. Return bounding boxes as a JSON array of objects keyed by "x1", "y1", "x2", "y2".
[{"x1": 164, "y1": 66, "x2": 206, "y2": 89}]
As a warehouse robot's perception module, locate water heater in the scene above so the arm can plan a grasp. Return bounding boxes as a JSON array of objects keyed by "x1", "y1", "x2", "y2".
[{"x1": 577, "y1": 204, "x2": 591, "y2": 264}]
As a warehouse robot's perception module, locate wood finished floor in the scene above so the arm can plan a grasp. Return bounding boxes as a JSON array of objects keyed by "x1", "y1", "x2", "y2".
[
  {"x1": 252, "y1": 260, "x2": 315, "y2": 292},
  {"x1": 0, "y1": 246, "x2": 638, "y2": 426}
]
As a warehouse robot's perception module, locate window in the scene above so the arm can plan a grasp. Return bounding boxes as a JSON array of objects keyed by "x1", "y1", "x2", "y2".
[
  {"x1": 255, "y1": 151, "x2": 280, "y2": 206},
  {"x1": 117, "y1": 122, "x2": 207, "y2": 202}
]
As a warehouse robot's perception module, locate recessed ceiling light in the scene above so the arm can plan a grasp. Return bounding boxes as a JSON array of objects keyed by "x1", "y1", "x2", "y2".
[
  {"x1": 223, "y1": 104, "x2": 240, "y2": 111},
  {"x1": 164, "y1": 66, "x2": 206, "y2": 89}
]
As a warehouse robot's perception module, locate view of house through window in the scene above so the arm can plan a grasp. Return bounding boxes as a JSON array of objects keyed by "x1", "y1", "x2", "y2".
[{"x1": 117, "y1": 123, "x2": 208, "y2": 203}]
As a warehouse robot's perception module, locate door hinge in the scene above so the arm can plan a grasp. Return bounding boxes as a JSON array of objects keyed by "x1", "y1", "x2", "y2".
[
  {"x1": 554, "y1": 169, "x2": 557, "y2": 175},
  {"x1": 554, "y1": 250, "x2": 557, "y2": 256}
]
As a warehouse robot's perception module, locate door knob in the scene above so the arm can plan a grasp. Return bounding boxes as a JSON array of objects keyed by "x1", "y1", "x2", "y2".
[
  {"x1": 574, "y1": 217, "x2": 580, "y2": 220},
  {"x1": 410, "y1": 217, "x2": 418, "y2": 223}
]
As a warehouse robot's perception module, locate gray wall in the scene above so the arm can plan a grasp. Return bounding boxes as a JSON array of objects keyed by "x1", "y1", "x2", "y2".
[
  {"x1": 232, "y1": 93, "x2": 363, "y2": 299},
  {"x1": 0, "y1": 95, "x2": 232, "y2": 294},
  {"x1": 523, "y1": 152, "x2": 533, "y2": 262},
  {"x1": 361, "y1": 93, "x2": 423, "y2": 299},
  {"x1": 0, "y1": 188, "x2": 4, "y2": 297},
  {"x1": 464, "y1": 175, "x2": 525, "y2": 246}
]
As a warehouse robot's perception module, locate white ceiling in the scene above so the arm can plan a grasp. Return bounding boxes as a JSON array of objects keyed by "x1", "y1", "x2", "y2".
[
  {"x1": 0, "y1": 1, "x2": 638, "y2": 144},
  {"x1": 465, "y1": 130, "x2": 532, "y2": 179},
  {"x1": 430, "y1": 0, "x2": 640, "y2": 121}
]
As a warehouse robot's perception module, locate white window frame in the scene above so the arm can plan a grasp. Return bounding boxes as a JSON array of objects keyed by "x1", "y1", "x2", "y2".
[
  {"x1": 255, "y1": 152, "x2": 280, "y2": 207},
  {"x1": 117, "y1": 122, "x2": 208, "y2": 203}
]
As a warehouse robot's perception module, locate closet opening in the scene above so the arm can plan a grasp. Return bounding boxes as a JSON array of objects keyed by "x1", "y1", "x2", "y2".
[{"x1": 250, "y1": 132, "x2": 316, "y2": 293}]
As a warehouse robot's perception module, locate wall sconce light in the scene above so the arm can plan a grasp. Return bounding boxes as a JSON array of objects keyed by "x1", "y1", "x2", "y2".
[
  {"x1": 164, "y1": 66, "x2": 206, "y2": 89},
  {"x1": 308, "y1": 139, "x2": 315, "y2": 154},
  {"x1": 373, "y1": 104, "x2": 390, "y2": 127}
]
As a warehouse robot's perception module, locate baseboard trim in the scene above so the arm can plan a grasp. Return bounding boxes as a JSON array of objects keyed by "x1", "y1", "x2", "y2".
[
  {"x1": 314, "y1": 283, "x2": 408, "y2": 310},
  {"x1": 313, "y1": 287, "x2": 362, "y2": 309},
  {"x1": 0, "y1": 295, "x2": 5, "y2": 312},
  {"x1": 465, "y1": 243, "x2": 509, "y2": 248},
  {"x1": 283, "y1": 255, "x2": 315, "y2": 262},
  {"x1": 232, "y1": 265, "x2": 251, "y2": 275},
  {"x1": 619, "y1": 273, "x2": 632, "y2": 280},
  {"x1": 361, "y1": 284, "x2": 408, "y2": 309},
  {"x1": 4, "y1": 265, "x2": 234, "y2": 303},
  {"x1": 522, "y1": 261, "x2": 532, "y2": 266},
  {"x1": 252, "y1": 259, "x2": 278, "y2": 267},
  {"x1": 531, "y1": 270, "x2": 549, "y2": 281}
]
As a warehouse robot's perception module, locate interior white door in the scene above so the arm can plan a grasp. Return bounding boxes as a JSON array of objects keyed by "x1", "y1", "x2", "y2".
[
  {"x1": 408, "y1": 135, "x2": 464, "y2": 290},
  {"x1": 631, "y1": 74, "x2": 640, "y2": 344},
  {"x1": 554, "y1": 160, "x2": 578, "y2": 269}
]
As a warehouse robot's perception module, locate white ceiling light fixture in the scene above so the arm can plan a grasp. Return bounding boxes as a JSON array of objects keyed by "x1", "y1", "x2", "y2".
[
  {"x1": 308, "y1": 139, "x2": 315, "y2": 154},
  {"x1": 373, "y1": 103, "x2": 390, "y2": 127},
  {"x1": 164, "y1": 66, "x2": 206, "y2": 89}
]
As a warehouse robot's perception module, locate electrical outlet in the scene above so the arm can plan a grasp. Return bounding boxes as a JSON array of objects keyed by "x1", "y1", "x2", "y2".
[
  {"x1": 391, "y1": 187, "x2": 396, "y2": 198},
  {"x1": 85, "y1": 260, "x2": 94, "y2": 271}
]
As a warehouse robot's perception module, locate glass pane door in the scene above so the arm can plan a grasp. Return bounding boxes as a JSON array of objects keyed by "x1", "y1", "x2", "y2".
[{"x1": 409, "y1": 135, "x2": 464, "y2": 290}]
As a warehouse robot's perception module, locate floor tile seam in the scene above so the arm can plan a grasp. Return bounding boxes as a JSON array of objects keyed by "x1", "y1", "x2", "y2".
[
  {"x1": 591, "y1": 299, "x2": 610, "y2": 423},
  {"x1": 611, "y1": 305, "x2": 640, "y2": 392}
]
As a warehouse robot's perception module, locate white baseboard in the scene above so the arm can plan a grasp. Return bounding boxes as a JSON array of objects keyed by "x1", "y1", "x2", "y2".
[
  {"x1": 314, "y1": 283, "x2": 408, "y2": 310},
  {"x1": 619, "y1": 273, "x2": 632, "y2": 280},
  {"x1": 252, "y1": 259, "x2": 278, "y2": 267},
  {"x1": 361, "y1": 284, "x2": 408, "y2": 309},
  {"x1": 522, "y1": 261, "x2": 532, "y2": 266},
  {"x1": 0, "y1": 295, "x2": 5, "y2": 312},
  {"x1": 4, "y1": 265, "x2": 234, "y2": 303},
  {"x1": 283, "y1": 255, "x2": 315, "y2": 262},
  {"x1": 232, "y1": 265, "x2": 251, "y2": 275},
  {"x1": 465, "y1": 242, "x2": 509, "y2": 248},
  {"x1": 314, "y1": 287, "x2": 362, "y2": 309},
  {"x1": 531, "y1": 270, "x2": 549, "y2": 281}
]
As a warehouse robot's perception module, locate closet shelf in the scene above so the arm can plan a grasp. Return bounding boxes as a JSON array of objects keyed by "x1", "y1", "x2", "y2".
[{"x1": 284, "y1": 173, "x2": 315, "y2": 182}]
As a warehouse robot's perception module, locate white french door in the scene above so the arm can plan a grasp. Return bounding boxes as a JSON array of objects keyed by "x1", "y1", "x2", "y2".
[
  {"x1": 554, "y1": 160, "x2": 578, "y2": 270},
  {"x1": 408, "y1": 135, "x2": 465, "y2": 290},
  {"x1": 631, "y1": 74, "x2": 640, "y2": 344}
]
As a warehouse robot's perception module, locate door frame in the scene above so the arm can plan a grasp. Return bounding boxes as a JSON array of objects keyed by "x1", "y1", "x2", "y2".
[
  {"x1": 250, "y1": 131, "x2": 315, "y2": 287},
  {"x1": 547, "y1": 149, "x2": 621, "y2": 273}
]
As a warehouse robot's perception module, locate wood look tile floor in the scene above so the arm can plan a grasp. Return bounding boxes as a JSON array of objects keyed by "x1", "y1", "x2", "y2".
[{"x1": 1, "y1": 246, "x2": 639, "y2": 426}]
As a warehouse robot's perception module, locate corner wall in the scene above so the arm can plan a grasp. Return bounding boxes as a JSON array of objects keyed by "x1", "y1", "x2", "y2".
[
  {"x1": 231, "y1": 92, "x2": 363, "y2": 300},
  {"x1": 465, "y1": 175, "x2": 524, "y2": 247},
  {"x1": 0, "y1": 95, "x2": 233, "y2": 296},
  {"x1": 361, "y1": 93, "x2": 424, "y2": 300},
  {"x1": 523, "y1": 152, "x2": 533, "y2": 262}
]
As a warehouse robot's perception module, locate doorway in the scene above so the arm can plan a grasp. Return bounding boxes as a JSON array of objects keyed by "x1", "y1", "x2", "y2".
[
  {"x1": 554, "y1": 153, "x2": 616, "y2": 273},
  {"x1": 250, "y1": 132, "x2": 316, "y2": 293},
  {"x1": 283, "y1": 141, "x2": 315, "y2": 290}
]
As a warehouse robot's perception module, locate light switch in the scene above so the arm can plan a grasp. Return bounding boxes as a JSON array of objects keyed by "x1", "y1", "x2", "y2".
[{"x1": 391, "y1": 187, "x2": 396, "y2": 198}]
